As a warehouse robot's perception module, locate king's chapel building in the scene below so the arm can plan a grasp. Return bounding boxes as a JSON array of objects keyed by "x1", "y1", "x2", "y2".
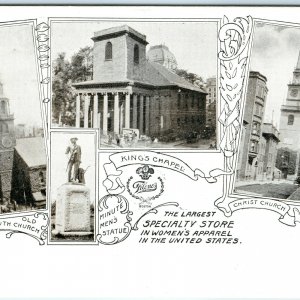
[{"x1": 72, "y1": 25, "x2": 207, "y2": 140}]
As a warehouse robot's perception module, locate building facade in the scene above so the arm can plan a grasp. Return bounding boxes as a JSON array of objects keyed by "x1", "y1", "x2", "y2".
[
  {"x1": 237, "y1": 71, "x2": 268, "y2": 180},
  {"x1": 146, "y1": 44, "x2": 178, "y2": 71},
  {"x1": 205, "y1": 77, "x2": 217, "y2": 130},
  {"x1": 279, "y1": 51, "x2": 300, "y2": 151},
  {"x1": 11, "y1": 137, "x2": 46, "y2": 208},
  {"x1": 72, "y1": 25, "x2": 207, "y2": 142},
  {"x1": 0, "y1": 82, "x2": 16, "y2": 201},
  {"x1": 260, "y1": 123, "x2": 280, "y2": 180},
  {"x1": 0, "y1": 82, "x2": 46, "y2": 210}
]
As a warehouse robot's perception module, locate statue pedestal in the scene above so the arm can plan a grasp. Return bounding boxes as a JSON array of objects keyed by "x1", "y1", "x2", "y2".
[{"x1": 52, "y1": 183, "x2": 92, "y2": 236}]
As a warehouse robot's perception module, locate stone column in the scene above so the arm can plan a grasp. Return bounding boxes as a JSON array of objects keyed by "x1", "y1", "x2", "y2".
[
  {"x1": 145, "y1": 95, "x2": 150, "y2": 135},
  {"x1": 139, "y1": 95, "x2": 144, "y2": 134},
  {"x1": 103, "y1": 93, "x2": 108, "y2": 135},
  {"x1": 93, "y1": 93, "x2": 98, "y2": 128},
  {"x1": 84, "y1": 94, "x2": 90, "y2": 128},
  {"x1": 132, "y1": 94, "x2": 138, "y2": 129},
  {"x1": 125, "y1": 92, "x2": 130, "y2": 128},
  {"x1": 119, "y1": 101, "x2": 124, "y2": 133},
  {"x1": 114, "y1": 92, "x2": 120, "y2": 135},
  {"x1": 76, "y1": 94, "x2": 80, "y2": 128}
]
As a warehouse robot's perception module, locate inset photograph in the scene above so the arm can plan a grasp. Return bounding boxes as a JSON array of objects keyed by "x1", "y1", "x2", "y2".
[
  {"x1": 51, "y1": 20, "x2": 218, "y2": 149},
  {"x1": 235, "y1": 22, "x2": 300, "y2": 201},
  {"x1": 0, "y1": 22, "x2": 46, "y2": 214},
  {"x1": 50, "y1": 132, "x2": 96, "y2": 242}
]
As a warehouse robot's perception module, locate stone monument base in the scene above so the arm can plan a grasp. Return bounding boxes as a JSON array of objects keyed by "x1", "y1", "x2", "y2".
[
  {"x1": 52, "y1": 230, "x2": 93, "y2": 236},
  {"x1": 53, "y1": 183, "x2": 92, "y2": 236}
]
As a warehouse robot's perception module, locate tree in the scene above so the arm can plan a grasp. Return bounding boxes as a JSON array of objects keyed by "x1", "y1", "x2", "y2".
[
  {"x1": 52, "y1": 47, "x2": 93, "y2": 126},
  {"x1": 69, "y1": 46, "x2": 93, "y2": 82},
  {"x1": 175, "y1": 68, "x2": 205, "y2": 89},
  {"x1": 276, "y1": 147, "x2": 299, "y2": 175},
  {"x1": 52, "y1": 52, "x2": 73, "y2": 125}
]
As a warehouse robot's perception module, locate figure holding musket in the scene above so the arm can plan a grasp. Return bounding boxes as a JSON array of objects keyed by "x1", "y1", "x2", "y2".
[{"x1": 65, "y1": 137, "x2": 81, "y2": 182}]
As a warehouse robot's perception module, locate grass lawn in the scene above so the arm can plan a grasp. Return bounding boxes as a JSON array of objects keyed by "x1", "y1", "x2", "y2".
[{"x1": 236, "y1": 183, "x2": 299, "y2": 199}]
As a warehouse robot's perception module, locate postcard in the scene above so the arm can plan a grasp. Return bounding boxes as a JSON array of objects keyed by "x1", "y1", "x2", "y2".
[{"x1": 0, "y1": 5, "x2": 299, "y2": 298}]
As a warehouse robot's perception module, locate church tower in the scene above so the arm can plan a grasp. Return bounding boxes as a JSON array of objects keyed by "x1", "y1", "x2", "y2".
[
  {"x1": 279, "y1": 51, "x2": 300, "y2": 150},
  {"x1": 92, "y1": 25, "x2": 148, "y2": 83},
  {"x1": 0, "y1": 82, "x2": 16, "y2": 201}
]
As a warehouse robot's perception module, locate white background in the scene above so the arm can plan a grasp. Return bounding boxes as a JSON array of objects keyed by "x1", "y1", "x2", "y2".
[{"x1": 0, "y1": 5, "x2": 300, "y2": 298}]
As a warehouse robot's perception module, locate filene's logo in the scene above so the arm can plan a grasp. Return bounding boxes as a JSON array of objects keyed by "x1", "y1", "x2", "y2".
[
  {"x1": 133, "y1": 181, "x2": 157, "y2": 194},
  {"x1": 127, "y1": 165, "x2": 164, "y2": 208}
]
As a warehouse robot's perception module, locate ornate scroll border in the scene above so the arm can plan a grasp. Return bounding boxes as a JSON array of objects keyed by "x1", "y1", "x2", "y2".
[
  {"x1": 36, "y1": 22, "x2": 50, "y2": 104},
  {"x1": 0, "y1": 212, "x2": 49, "y2": 245},
  {"x1": 214, "y1": 16, "x2": 300, "y2": 226}
]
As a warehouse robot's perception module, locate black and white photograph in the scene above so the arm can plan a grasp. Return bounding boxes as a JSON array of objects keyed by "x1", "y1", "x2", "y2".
[
  {"x1": 0, "y1": 21, "x2": 46, "y2": 214},
  {"x1": 51, "y1": 21, "x2": 218, "y2": 149},
  {"x1": 50, "y1": 132, "x2": 96, "y2": 242},
  {"x1": 235, "y1": 22, "x2": 300, "y2": 201}
]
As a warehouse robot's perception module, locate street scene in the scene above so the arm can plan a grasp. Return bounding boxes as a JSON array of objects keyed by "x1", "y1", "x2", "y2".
[
  {"x1": 51, "y1": 22, "x2": 217, "y2": 149},
  {"x1": 235, "y1": 23, "x2": 300, "y2": 201},
  {"x1": 0, "y1": 23, "x2": 46, "y2": 213}
]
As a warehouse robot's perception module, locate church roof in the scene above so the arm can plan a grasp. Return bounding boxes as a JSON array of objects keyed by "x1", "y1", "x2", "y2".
[
  {"x1": 145, "y1": 61, "x2": 206, "y2": 93},
  {"x1": 73, "y1": 61, "x2": 206, "y2": 94},
  {"x1": 15, "y1": 137, "x2": 46, "y2": 168}
]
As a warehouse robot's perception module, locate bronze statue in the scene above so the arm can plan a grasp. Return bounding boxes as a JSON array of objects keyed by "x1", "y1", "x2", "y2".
[{"x1": 65, "y1": 137, "x2": 82, "y2": 183}]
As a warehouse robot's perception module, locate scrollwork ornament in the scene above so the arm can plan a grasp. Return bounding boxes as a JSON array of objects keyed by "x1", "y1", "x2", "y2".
[{"x1": 216, "y1": 15, "x2": 253, "y2": 215}]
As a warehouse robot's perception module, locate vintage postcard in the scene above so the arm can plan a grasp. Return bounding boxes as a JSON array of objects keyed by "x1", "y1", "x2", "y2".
[{"x1": 0, "y1": 4, "x2": 300, "y2": 299}]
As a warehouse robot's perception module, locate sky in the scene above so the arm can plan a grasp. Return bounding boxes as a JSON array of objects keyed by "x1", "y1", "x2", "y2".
[
  {"x1": 0, "y1": 23, "x2": 42, "y2": 127},
  {"x1": 250, "y1": 22, "x2": 300, "y2": 127},
  {"x1": 51, "y1": 20, "x2": 218, "y2": 80},
  {"x1": 50, "y1": 132, "x2": 96, "y2": 203}
]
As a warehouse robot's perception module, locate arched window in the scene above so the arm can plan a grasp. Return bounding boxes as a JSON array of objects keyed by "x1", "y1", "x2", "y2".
[
  {"x1": 39, "y1": 171, "x2": 45, "y2": 184},
  {"x1": 134, "y1": 44, "x2": 139, "y2": 64},
  {"x1": 105, "y1": 42, "x2": 112, "y2": 60},
  {"x1": 288, "y1": 114, "x2": 294, "y2": 125}
]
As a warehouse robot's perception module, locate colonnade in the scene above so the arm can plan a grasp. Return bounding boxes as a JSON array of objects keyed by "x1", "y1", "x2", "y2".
[{"x1": 74, "y1": 91, "x2": 152, "y2": 136}]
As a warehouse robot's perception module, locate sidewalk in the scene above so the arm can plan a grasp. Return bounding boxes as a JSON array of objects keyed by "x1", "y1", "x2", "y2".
[{"x1": 235, "y1": 178, "x2": 293, "y2": 187}]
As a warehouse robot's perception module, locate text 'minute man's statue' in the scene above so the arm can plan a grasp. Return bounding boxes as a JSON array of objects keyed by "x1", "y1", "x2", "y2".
[{"x1": 52, "y1": 137, "x2": 92, "y2": 238}]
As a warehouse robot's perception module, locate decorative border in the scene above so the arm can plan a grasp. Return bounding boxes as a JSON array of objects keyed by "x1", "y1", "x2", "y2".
[
  {"x1": 215, "y1": 17, "x2": 300, "y2": 227},
  {"x1": 0, "y1": 19, "x2": 50, "y2": 245},
  {"x1": 0, "y1": 212, "x2": 49, "y2": 245},
  {"x1": 36, "y1": 22, "x2": 50, "y2": 105}
]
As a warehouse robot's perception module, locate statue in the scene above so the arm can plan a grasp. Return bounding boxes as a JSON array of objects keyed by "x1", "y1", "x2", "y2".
[{"x1": 65, "y1": 137, "x2": 82, "y2": 183}]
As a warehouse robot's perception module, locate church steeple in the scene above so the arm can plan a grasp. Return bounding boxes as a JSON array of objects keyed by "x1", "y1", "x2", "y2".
[
  {"x1": 0, "y1": 81, "x2": 3, "y2": 97},
  {"x1": 296, "y1": 50, "x2": 300, "y2": 70},
  {"x1": 292, "y1": 51, "x2": 300, "y2": 84}
]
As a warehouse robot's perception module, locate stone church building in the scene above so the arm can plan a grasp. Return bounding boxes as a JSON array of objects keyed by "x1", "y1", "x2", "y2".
[
  {"x1": 72, "y1": 25, "x2": 207, "y2": 141},
  {"x1": 0, "y1": 82, "x2": 46, "y2": 212},
  {"x1": 279, "y1": 51, "x2": 300, "y2": 151}
]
